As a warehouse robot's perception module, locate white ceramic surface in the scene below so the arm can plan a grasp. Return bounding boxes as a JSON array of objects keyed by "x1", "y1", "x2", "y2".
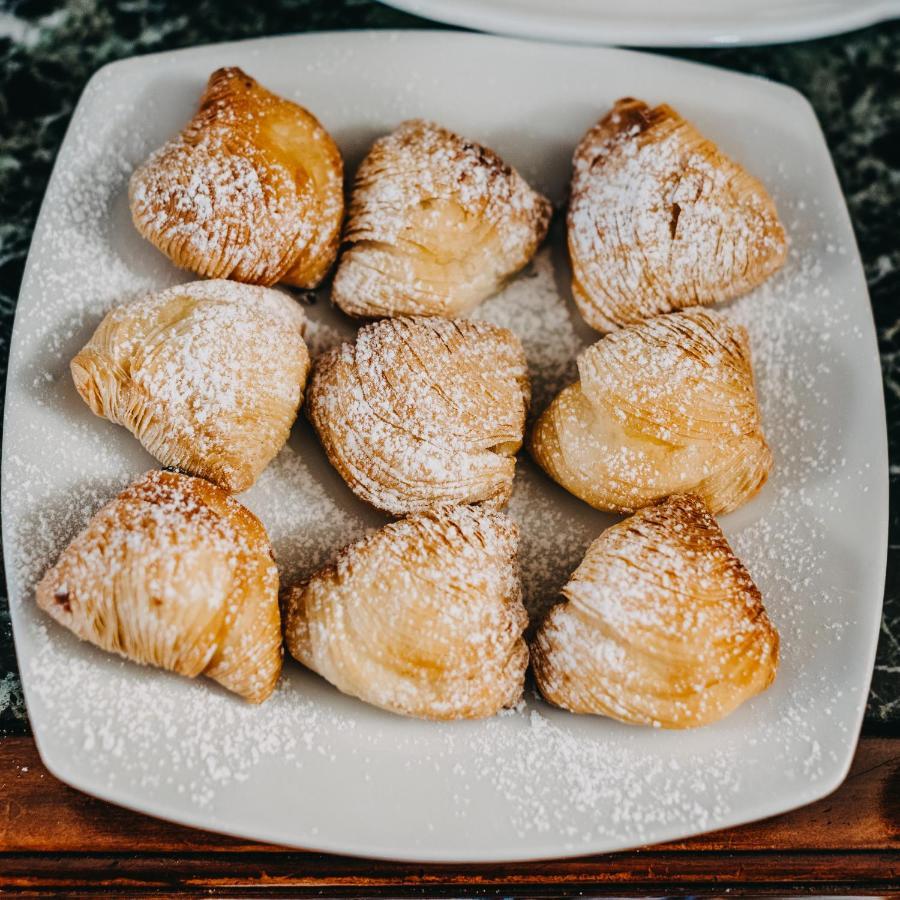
[
  {"x1": 3, "y1": 31, "x2": 887, "y2": 862},
  {"x1": 380, "y1": 0, "x2": 900, "y2": 46}
]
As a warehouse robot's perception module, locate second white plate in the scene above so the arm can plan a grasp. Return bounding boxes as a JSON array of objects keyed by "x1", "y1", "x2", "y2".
[
  {"x1": 4, "y1": 31, "x2": 887, "y2": 861},
  {"x1": 380, "y1": 0, "x2": 900, "y2": 46}
]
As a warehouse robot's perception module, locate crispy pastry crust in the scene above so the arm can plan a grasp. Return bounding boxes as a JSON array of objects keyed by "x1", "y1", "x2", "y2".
[
  {"x1": 36, "y1": 470, "x2": 282, "y2": 703},
  {"x1": 532, "y1": 494, "x2": 779, "y2": 728},
  {"x1": 307, "y1": 316, "x2": 530, "y2": 514},
  {"x1": 71, "y1": 280, "x2": 310, "y2": 493},
  {"x1": 332, "y1": 119, "x2": 552, "y2": 318},
  {"x1": 282, "y1": 505, "x2": 528, "y2": 719},
  {"x1": 130, "y1": 67, "x2": 343, "y2": 287},
  {"x1": 568, "y1": 98, "x2": 787, "y2": 332},
  {"x1": 529, "y1": 308, "x2": 772, "y2": 515}
]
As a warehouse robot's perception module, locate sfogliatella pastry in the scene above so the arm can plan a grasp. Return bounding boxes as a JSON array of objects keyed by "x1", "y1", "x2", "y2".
[
  {"x1": 308, "y1": 316, "x2": 530, "y2": 514},
  {"x1": 332, "y1": 119, "x2": 552, "y2": 319},
  {"x1": 130, "y1": 67, "x2": 343, "y2": 288},
  {"x1": 568, "y1": 97, "x2": 787, "y2": 332},
  {"x1": 71, "y1": 280, "x2": 310, "y2": 493},
  {"x1": 530, "y1": 308, "x2": 771, "y2": 516},
  {"x1": 282, "y1": 505, "x2": 528, "y2": 719},
  {"x1": 36, "y1": 470, "x2": 282, "y2": 703},
  {"x1": 532, "y1": 494, "x2": 779, "y2": 728}
]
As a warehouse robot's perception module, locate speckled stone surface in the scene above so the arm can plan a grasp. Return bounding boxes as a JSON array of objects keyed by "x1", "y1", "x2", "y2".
[{"x1": 0, "y1": 1, "x2": 897, "y2": 735}]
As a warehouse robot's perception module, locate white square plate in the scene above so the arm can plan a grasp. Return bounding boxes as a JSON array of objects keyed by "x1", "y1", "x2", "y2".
[
  {"x1": 380, "y1": 0, "x2": 900, "y2": 47},
  {"x1": 3, "y1": 31, "x2": 888, "y2": 862}
]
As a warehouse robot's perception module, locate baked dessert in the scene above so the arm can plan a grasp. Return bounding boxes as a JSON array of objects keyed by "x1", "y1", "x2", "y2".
[
  {"x1": 282, "y1": 505, "x2": 528, "y2": 719},
  {"x1": 332, "y1": 119, "x2": 552, "y2": 319},
  {"x1": 36, "y1": 470, "x2": 282, "y2": 703},
  {"x1": 529, "y1": 308, "x2": 771, "y2": 515},
  {"x1": 532, "y1": 494, "x2": 779, "y2": 728},
  {"x1": 307, "y1": 316, "x2": 530, "y2": 514},
  {"x1": 568, "y1": 97, "x2": 787, "y2": 332},
  {"x1": 130, "y1": 67, "x2": 343, "y2": 287},
  {"x1": 71, "y1": 280, "x2": 310, "y2": 493}
]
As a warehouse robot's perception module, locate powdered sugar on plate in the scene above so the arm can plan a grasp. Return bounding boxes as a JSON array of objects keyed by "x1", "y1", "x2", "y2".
[{"x1": 1, "y1": 36, "x2": 885, "y2": 860}]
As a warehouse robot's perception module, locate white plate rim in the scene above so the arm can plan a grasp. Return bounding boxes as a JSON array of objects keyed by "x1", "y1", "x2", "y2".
[{"x1": 3, "y1": 29, "x2": 889, "y2": 862}]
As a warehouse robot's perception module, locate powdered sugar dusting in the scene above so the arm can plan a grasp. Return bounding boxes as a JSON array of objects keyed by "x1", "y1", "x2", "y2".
[{"x1": 478, "y1": 242, "x2": 584, "y2": 413}]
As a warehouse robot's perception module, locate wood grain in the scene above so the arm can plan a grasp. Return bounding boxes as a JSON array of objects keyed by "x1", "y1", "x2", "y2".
[
  {"x1": 0, "y1": 734, "x2": 898, "y2": 892},
  {"x1": 2, "y1": 851, "x2": 899, "y2": 892}
]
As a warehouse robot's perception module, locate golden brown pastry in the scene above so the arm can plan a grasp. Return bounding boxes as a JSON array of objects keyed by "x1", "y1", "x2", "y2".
[
  {"x1": 71, "y1": 280, "x2": 310, "y2": 493},
  {"x1": 36, "y1": 470, "x2": 282, "y2": 703},
  {"x1": 307, "y1": 316, "x2": 530, "y2": 514},
  {"x1": 568, "y1": 98, "x2": 787, "y2": 332},
  {"x1": 282, "y1": 505, "x2": 528, "y2": 719},
  {"x1": 332, "y1": 119, "x2": 552, "y2": 319},
  {"x1": 532, "y1": 494, "x2": 779, "y2": 728},
  {"x1": 130, "y1": 67, "x2": 343, "y2": 287},
  {"x1": 529, "y1": 308, "x2": 771, "y2": 515}
]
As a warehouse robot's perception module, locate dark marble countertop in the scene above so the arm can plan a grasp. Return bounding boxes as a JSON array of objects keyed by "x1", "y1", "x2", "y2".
[{"x1": 0, "y1": 1, "x2": 897, "y2": 734}]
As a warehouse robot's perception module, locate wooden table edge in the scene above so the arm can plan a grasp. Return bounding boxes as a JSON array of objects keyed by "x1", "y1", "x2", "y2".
[{"x1": 1, "y1": 733, "x2": 897, "y2": 891}]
